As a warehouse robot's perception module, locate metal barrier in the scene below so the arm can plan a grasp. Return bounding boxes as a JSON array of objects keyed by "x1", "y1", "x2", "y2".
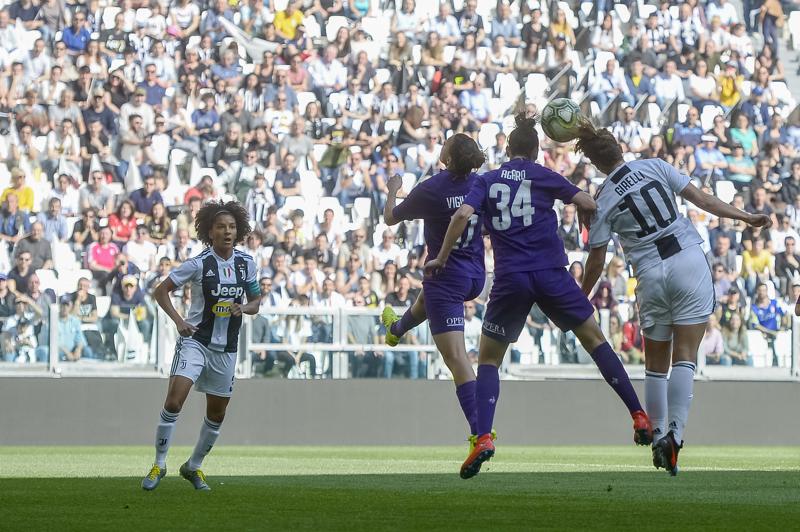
[{"x1": 0, "y1": 303, "x2": 796, "y2": 380}]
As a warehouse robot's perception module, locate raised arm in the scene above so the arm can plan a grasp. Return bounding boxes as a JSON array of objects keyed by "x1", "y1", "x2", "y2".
[
  {"x1": 582, "y1": 246, "x2": 607, "y2": 297},
  {"x1": 680, "y1": 184, "x2": 771, "y2": 228},
  {"x1": 423, "y1": 203, "x2": 474, "y2": 276},
  {"x1": 383, "y1": 174, "x2": 402, "y2": 226}
]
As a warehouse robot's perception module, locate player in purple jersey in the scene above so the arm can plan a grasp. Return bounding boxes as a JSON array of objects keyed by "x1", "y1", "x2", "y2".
[
  {"x1": 426, "y1": 114, "x2": 652, "y2": 479},
  {"x1": 574, "y1": 125, "x2": 770, "y2": 475},
  {"x1": 381, "y1": 133, "x2": 488, "y2": 445}
]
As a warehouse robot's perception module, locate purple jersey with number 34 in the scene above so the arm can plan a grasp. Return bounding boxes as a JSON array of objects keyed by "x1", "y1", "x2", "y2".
[
  {"x1": 392, "y1": 170, "x2": 484, "y2": 279},
  {"x1": 463, "y1": 158, "x2": 580, "y2": 275}
]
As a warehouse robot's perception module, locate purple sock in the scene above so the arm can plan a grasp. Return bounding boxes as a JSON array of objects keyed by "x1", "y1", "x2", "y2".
[
  {"x1": 455, "y1": 380, "x2": 478, "y2": 435},
  {"x1": 390, "y1": 308, "x2": 424, "y2": 337},
  {"x1": 590, "y1": 342, "x2": 643, "y2": 414},
  {"x1": 475, "y1": 364, "x2": 500, "y2": 436}
]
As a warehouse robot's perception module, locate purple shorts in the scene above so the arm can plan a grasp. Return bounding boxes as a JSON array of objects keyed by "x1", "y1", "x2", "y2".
[
  {"x1": 423, "y1": 275, "x2": 485, "y2": 335},
  {"x1": 482, "y1": 268, "x2": 594, "y2": 343}
]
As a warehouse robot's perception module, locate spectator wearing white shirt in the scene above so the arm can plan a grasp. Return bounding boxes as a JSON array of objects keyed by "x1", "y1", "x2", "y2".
[
  {"x1": 427, "y1": 2, "x2": 461, "y2": 45},
  {"x1": 371, "y1": 230, "x2": 402, "y2": 272},
  {"x1": 123, "y1": 225, "x2": 157, "y2": 272},
  {"x1": 590, "y1": 59, "x2": 633, "y2": 111},
  {"x1": 463, "y1": 301, "x2": 483, "y2": 362},
  {"x1": 706, "y1": 0, "x2": 738, "y2": 28},
  {"x1": 308, "y1": 44, "x2": 347, "y2": 113},
  {"x1": 288, "y1": 254, "x2": 326, "y2": 297},
  {"x1": 653, "y1": 60, "x2": 685, "y2": 108}
]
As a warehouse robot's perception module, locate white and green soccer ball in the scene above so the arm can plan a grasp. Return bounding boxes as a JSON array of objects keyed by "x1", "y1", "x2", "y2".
[{"x1": 540, "y1": 98, "x2": 582, "y2": 143}]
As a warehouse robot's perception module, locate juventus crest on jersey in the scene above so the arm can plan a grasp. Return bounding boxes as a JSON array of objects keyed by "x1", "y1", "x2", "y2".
[{"x1": 169, "y1": 248, "x2": 259, "y2": 353}]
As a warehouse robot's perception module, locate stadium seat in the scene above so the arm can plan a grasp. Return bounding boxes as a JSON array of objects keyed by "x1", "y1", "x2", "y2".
[
  {"x1": 281, "y1": 196, "x2": 307, "y2": 217},
  {"x1": 96, "y1": 296, "x2": 111, "y2": 318},
  {"x1": 677, "y1": 103, "x2": 690, "y2": 123},
  {"x1": 101, "y1": 6, "x2": 121, "y2": 30},
  {"x1": 374, "y1": 69, "x2": 391, "y2": 87},
  {"x1": 614, "y1": 4, "x2": 631, "y2": 23},
  {"x1": 384, "y1": 120, "x2": 401, "y2": 136},
  {"x1": 361, "y1": 17, "x2": 390, "y2": 45},
  {"x1": 302, "y1": 16, "x2": 322, "y2": 39},
  {"x1": 700, "y1": 106, "x2": 723, "y2": 131},
  {"x1": 401, "y1": 173, "x2": 417, "y2": 194},
  {"x1": 325, "y1": 16, "x2": 350, "y2": 40},
  {"x1": 790, "y1": 11, "x2": 800, "y2": 50},
  {"x1": 716, "y1": 180, "x2": 736, "y2": 203},
  {"x1": 36, "y1": 269, "x2": 58, "y2": 294},
  {"x1": 747, "y1": 331, "x2": 770, "y2": 368},
  {"x1": 525, "y1": 73, "x2": 549, "y2": 100},
  {"x1": 479, "y1": 122, "x2": 501, "y2": 149},
  {"x1": 443, "y1": 46, "x2": 456, "y2": 64},
  {"x1": 352, "y1": 197, "x2": 372, "y2": 223}
]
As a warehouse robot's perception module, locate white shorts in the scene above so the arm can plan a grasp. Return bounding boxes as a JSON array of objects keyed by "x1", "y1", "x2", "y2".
[
  {"x1": 171, "y1": 338, "x2": 236, "y2": 397},
  {"x1": 635, "y1": 245, "x2": 715, "y2": 341}
]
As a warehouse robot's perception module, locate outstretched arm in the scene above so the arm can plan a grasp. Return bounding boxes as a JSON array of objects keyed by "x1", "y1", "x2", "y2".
[
  {"x1": 582, "y1": 247, "x2": 607, "y2": 297},
  {"x1": 423, "y1": 204, "x2": 474, "y2": 276},
  {"x1": 680, "y1": 184, "x2": 771, "y2": 228},
  {"x1": 570, "y1": 190, "x2": 597, "y2": 230}
]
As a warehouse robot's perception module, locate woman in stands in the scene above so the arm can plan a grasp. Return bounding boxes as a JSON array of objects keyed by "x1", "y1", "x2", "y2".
[
  {"x1": 381, "y1": 133, "x2": 487, "y2": 448},
  {"x1": 576, "y1": 123, "x2": 770, "y2": 475}
]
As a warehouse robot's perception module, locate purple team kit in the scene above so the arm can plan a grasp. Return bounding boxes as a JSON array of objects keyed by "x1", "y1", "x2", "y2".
[
  {"x1": 462, "y1": 158, "x2": 595, "y2": 341},
  {"x1": 392, "y1": 170, "x2": 485, "y2": 335}
]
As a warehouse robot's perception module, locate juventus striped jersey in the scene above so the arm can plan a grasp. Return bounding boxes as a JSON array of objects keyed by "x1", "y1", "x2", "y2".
[{"x1": 169, "y1": 247, "x2": 260, "y2": 353}]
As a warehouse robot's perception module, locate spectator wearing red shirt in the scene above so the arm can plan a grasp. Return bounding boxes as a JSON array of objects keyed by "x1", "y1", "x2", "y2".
[{"x1": 107, "y1": 200, "x2": 138, "y2": 246}]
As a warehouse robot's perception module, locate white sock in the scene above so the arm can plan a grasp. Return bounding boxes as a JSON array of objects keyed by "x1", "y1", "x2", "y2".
[
  {"x1": 667, "y1": 362, "x2": 696, "y2": 444},
  {"x1": 155, "y1": 409, "x2": 179, "y2": 468},
  {"x1": 188, "y1": 417, "x2": 222, "y2": 470},
  {"x1": 645, "y1": 370, "x2": 668, "y2": 443}
]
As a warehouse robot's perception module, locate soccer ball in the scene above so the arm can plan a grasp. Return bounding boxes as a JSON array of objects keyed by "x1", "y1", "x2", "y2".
[{"x1": 540, "y1": 98, "x2": 582, "y2": 143}]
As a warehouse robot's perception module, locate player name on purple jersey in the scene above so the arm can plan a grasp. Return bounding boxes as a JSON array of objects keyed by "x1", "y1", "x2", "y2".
[
  {"x1": 392, "y1": 170, "x2": 485, "y2": 279},
  {"x1": 464, "y1": 158, "x2": 580, "y2": 275}
]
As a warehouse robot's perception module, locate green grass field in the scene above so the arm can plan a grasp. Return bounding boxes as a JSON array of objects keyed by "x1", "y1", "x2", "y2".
[{"x1": 1, "y1": 446, "x2": 798, "y2": 531}]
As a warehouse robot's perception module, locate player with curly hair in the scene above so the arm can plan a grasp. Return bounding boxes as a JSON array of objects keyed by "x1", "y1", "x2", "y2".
[
  {"x1": 141, "y1": 200, "x2": 261, "y2": 491},
  {"x1": 426, "y1": 113, "x2": 652, "y2": 479}
]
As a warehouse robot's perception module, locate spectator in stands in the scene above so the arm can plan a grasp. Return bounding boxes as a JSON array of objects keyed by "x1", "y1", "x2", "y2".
[
  {"x1": 694, "y1": 135, "x2": 728, "y2": 180},
  {"x1": 128, "y1": 175, "x2": 163, "y2": 219},
  {"x1": 79, "y1": 171, "x2": 114, "y2": 218},
  {"x1": 707, "y1": 234, "x2": 738, "y2": 275},
  {"x1": 711, "y1": 263, "x2": 733, "y2": 304},
  {"x1": 610, "y1": 107, "x2": 646, "y2": 154},
  {"x1": 124, "y1": 225, "x2": 157, "y2": 273},
  {"x1": 673, "y1": 107, "x2": 704, "y2": 151},
  {"x1": 625, "y1": 59, "x2": 654, "y2": 103},
  {"x1": 108, "y1": 200, "x2": 137, "y2": 246},
  {"x1": 549, "y1": 9, "x2": 575, "y2": 47},
  {"x1": 653, "y1": 59, "x2": 685, "y2": 108},
  {"x1": 726, "y1": 143, "x2": 756, "y2": 188},
  {"x1": 722, "y1": 313, "x2": 752, "y2": 366},
  {"x1": 14, "y1": 222, "x2": 52, "y2": 271},
  {"x1": 747, "y1": 187, "x2": 774, "y2": 217},
  {"x1": 8, "y1": 251, "x2": 35, "y2": 296},
  {"x1": 590, "y1": 59, "x2": 633, "y2": 111},
  {"x1": 557, "y1": 204, "x2": 581, "y2": 252},
  {"x1": 0, "y1": 193, "x2": 29, "y2": 253},
  {"x1": 70, "y1": 207, "x2": 98, "y2": 256},
  {"x1": 0, "y1": 273, "x2": 15, "y2": 318},
  {"x1": 56, "y1": 295, "x2": 88, "y2": 362},
  {"x1": 458, "y1": 74, "x2": 492, "y2": 123},
  {"x1": 61, "y1": 10, "x2": 91, "y2": 55},
  {"x1": 740, "y1": 87, "x2": 771, "y2": 136},
  {"x1": 742, "y1": 237, "x2": 774, "y2": 295},
  {"x1": 166, "y1": 227, "x2": 198, "y2": 264},
  {"x1": 749, "y1": 282, "x2": 785, "y2": 367},
  {"x1": 2, "y1": 168, "x2": 35, "y2": 214},
  {"x1": 699, "y1": 314, "x2": 725, "y2": 365},
  {"x1": 2, "y1": 299, "x2": 45, "y2": 362},
  {"x1": 274, "y1": 153, "x2": 302, "y2": 208},
  {"x1": 70, "y1": 277, "x2": 98, "y2": 324},
  {"x1": 371, "y1": 230, "x2": 402, "y2": 273},
  {"x1": 384, "y1": 275, "x2": 421, "y2": 378},
  {"x1": 309, "y1": 44, "x2": 347, "y2": 112},
  {"x1": 87, "y1": 226, "x2": 119, "y2": 284},
  {"x1": 103, "y1": 274, "x2": 152, "y2": 353},
  {"x1": 42, "y1": 198, "x2": 68, "y2": 242},
  {"x1": 775, "y1": 236, "x2": 800, "y2": 296}
]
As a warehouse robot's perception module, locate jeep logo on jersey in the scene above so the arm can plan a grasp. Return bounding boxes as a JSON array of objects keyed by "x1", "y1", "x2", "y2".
[{"x1": 211, "y1": 284, "x2": 244, "y2": 297}]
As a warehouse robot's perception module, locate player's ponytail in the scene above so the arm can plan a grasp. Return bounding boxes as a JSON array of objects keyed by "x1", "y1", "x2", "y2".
[
  {"x1": 444, "y1": 133, "x2": 486, "y2": 179},
  {"x1": 507, "y1": 111, "x2": 540, "y2": 159},
  {"x1": 574, "y1": 120, "x2": 623, "y2": 172}
]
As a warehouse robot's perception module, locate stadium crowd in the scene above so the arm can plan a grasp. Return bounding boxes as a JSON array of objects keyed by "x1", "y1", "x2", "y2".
[{"x1": 0, "y1": 0, "x2": 798, "y2": 376}]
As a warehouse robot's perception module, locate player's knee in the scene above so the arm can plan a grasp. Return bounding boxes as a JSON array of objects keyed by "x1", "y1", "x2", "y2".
[
  {"x1": 206, "y1": 409, "x2": 226, "y2": 424},
  {"x1": 163, "y1": 398, "x2": 184, "y2": 414}
]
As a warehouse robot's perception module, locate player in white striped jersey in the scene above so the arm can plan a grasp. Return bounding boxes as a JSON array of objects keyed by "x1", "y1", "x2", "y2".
[
  {"x1": 576, "y1": 125, "x2": 770, "y2": 475},
  {"x1": 142, "y1": 201, "x2": 261, "y2": 491}
]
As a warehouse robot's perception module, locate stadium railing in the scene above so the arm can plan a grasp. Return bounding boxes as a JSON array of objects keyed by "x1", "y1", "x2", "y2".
[{"x1": 1, "y1": 306, "x2": 797, "y2": 381}]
